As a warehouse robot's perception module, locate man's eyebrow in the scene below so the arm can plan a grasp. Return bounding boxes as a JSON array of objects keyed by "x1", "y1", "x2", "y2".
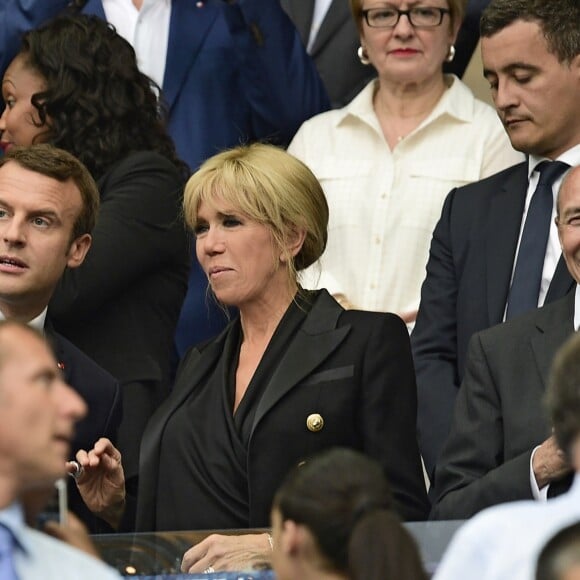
[
  {"x1": 561, "y1": 206, "x2": 580, "y2": 218},
  {"x1": 0, "y1": 200, "x2": 62, "y2": 223},
  {"x1": 29, "y1": 209, "x2": 60, "y2": 220}
]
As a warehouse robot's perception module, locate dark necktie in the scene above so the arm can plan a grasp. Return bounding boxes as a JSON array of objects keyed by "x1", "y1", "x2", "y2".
[
  {"x1": 0, "y1": 522, "x2": 19, "y2": 580},
  {"x1": 505, "y1": 160, "x2": 570, "y2": 320}
]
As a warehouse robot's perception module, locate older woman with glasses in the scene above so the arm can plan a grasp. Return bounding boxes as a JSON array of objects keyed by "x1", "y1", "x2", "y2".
[{"x1": 289, "y1": 0, "x2": 523, "y2": 326}]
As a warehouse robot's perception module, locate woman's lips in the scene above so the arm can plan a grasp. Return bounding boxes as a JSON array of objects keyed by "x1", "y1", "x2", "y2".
[
  {"x1": 0, "y1": 142, "x2": 12, "y2": 153},
  {"x1": 390, "y1": 48, "x2": 420, "y2": 56}
]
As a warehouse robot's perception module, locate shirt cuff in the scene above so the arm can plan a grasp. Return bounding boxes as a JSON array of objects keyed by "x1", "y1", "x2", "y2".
[{"x1": 530, "y1": 445, "x2": 549, "y2": 501}]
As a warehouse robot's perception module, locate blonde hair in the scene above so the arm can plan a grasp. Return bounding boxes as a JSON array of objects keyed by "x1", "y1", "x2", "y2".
[{"x1": 184, "y1": 143, "x2": 328, "y2": 286}]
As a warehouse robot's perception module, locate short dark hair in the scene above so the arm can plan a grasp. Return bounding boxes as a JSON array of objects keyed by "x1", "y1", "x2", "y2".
[
  {"x1": 546, "y1": 333, "x2": 580, "y2": 460},
  {"x1": 273, "y1": 448, "x2": 427, "y2": 580},
  {"x1": 536, "y1": 522, "x2": 580, "y2": 580},
  {"x1": 480, "y1": 0, "x2": 580, "y2": 63},
  {"x1": 0, "y1": 144, "x2": 100, "y2": 240}
]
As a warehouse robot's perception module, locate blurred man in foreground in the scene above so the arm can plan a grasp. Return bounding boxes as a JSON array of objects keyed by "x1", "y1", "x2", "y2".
[{"x1": 0, "y1": 321, "x2": 120, "y2": 578}]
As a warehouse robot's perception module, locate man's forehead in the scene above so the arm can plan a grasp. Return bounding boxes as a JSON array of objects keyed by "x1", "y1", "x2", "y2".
[
  {"x1": 481, "y1": 19, "x2": 547, "y2": 63},
  {"x1": 0, "y1": 162, "x2": 82, "y2": 211},
  {"x1": 561, "y1": 172, "x2": 580, "y2": 208}
]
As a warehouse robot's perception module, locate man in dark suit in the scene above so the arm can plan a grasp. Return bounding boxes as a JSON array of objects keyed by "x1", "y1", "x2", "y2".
[
  {"x1": 281, "y1": 0, "x2": 376, "y2": 108},
  {"x1": 0, "y1": 0, "x2": 330, "y2": 350},
  {"x1": 434, "y1": 328, "x2": 580, "y2": 579},
  {"x1": 0, "y1": 145, "x2": 121, "y2": 531},
  {"x1": 431, "y1": 165, "x2": 580, "y2": 520},
  {"x1": 411, "y1": 0, "x2": 580, "y2": 480}
]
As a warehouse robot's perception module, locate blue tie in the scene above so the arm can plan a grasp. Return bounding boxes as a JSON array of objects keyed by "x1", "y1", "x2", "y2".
[
  {"x1": 0, "y1": 522, "x2": 19, "y2": 580},
  {"x1": 506, "y1": 161, "x2": 570, "y2": 320}
]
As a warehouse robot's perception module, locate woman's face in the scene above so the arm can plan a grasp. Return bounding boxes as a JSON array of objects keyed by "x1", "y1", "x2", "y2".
[
  {"x1": 194, "y1": 198, "x2": 291, "y2": 309},
  {"x1": 0, "y1": 55, "x2": 47, "y2": 152},
  {"x1": 360, "y1": 0, "x2": 458, "y2": 86}
]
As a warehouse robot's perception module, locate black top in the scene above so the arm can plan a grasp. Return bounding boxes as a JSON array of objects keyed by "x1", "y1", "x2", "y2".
[{"x1": 156, "y1": 295, "x2": 311, "y2": 530}]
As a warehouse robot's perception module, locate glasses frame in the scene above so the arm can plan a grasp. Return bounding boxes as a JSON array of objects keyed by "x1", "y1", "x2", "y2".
[{"x1": 362, "y1": 6, "x2": 451, "y2": 29}]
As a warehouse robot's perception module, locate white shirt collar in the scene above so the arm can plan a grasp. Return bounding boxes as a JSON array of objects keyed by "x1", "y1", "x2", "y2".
[
  {"x1": 0, "y1": 502, "x2": 31, "y2": 555},
  {"x1": 574, "y1": 285, "x2": 580, "y2": 331},
  {"x1": 527, "y1": 143, "x2": 580, "y2": 178},
  {"x1": 336, "y1": 74, "x2": 476, "y2": 130},
  {"x1": 0, "y1": 308, "x2": 47, "y2": 332}
]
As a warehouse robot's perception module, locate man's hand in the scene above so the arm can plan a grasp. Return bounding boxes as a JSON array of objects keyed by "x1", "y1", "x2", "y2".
[
  {"x1": 68, "y1": 437, "x2": 126, "y2": 529},
  {"x1": 532, "y1": 434, "x2": 572, "y2": 489},
  {"x1": 181, "y1": 533, "x2": 271, "y2": 573}
]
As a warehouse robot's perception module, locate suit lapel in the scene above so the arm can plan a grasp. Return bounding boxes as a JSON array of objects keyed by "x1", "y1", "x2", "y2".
[
  {"x1": 250, "y1": 291, "x2": 350, "y2": 434},
  {"x1": 486, "y1": 164, "x2": 528, "y2": 323},
  {"x1": 281, "y1": 0, "x2": 314, "y2": 47},
  {"x1": 162, "y1": 0, "x2": 220, "y2": 111},
  {"x1": 310, "y1": 0, "x2": 351, "y2": 56},
  {"x1": 530, "y1": 290, "x2": 576, "y2": 389}
]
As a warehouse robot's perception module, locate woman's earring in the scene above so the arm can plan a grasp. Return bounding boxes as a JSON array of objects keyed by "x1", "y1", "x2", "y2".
[
  {"x1": 357, "y1": 46, "x2": 371, "y2": 66},
  {"x1": 446, "y1": 44, "x2": 456, "y2": 63}
]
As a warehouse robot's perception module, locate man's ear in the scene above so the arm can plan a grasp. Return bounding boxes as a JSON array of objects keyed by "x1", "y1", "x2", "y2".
[
  {"x1": 281, "y1": 519, "x2": 303, "y2": 556},
  {"x1": 66, "y1": 233, "x2": 92, "y2": 269}
]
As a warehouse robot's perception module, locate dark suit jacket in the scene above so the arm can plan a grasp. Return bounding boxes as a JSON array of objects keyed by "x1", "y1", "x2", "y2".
[
  {"x1": 411, "y1": 162, "x2": 575, "y2": 479},
  {"x1": 134, "y1": 290, "x2": 429, "y2": 531},
  {"x1": 431, "y1": 290, "x2": 576, "y2": 519},
  {"x1": 48, "y1": 151, "x2": 190, "y2": 479},
  {"x1": 47, "y1": 324, "x2": 122, "y2": 532},
  {"x1": 281, "y1": 0, "x2": 376, "y2": 108},
  {"x1": 1, "y1": 0, "x2": 330, "y2": 351}
]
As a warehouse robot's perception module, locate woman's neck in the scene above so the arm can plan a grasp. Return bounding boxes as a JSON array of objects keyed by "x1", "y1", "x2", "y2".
[
  {"x1": 238, "y1": 287, "x2": 297, "y2": 347},
  {"x1": 374, "y1": 74, "x2": 448, "y2": 149}
]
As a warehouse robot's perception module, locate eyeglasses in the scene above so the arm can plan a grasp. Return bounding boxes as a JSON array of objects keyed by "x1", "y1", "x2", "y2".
[{"x1": 362, "y1": 6, "x2": 451, "y2": 28}]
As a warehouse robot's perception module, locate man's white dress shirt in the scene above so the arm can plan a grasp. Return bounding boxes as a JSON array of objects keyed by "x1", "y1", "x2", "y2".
[
  {"x1": 102, "y1": 0, "x2": 170, "y2": 87},
  {"x1": 511, "y1": 145, "x2": 580, "y2": 315},
  {"x1": 0, "y1": 503, "x2": 120, "y2": 579},
  {"x1": 434, "y1": 473, "x2": 580, "y2": 580}
]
